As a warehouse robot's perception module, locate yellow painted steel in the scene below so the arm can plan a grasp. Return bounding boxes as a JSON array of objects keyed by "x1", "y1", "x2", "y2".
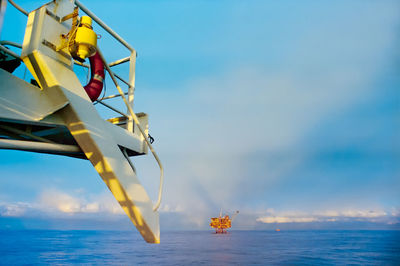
[{"x1": 70, "y1": 16, "x2": 97, "y2": 59}]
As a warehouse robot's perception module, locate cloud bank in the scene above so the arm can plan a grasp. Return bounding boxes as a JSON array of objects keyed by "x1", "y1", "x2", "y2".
[
  {"x1": 37, "y1": 189, "x2": 123, "y2": 215},
  {"x1": 0, "y1": 189, "x2": 124, "y2": 218},
  {"x1": 1, "y1": 190, "x2": 399, "y2": 230},
  {"x1": 256, "y1": 209, "x2": 399, "y2": 225}
]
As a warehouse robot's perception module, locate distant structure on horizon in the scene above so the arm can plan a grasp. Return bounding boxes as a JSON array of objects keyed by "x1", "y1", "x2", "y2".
[{"x1": 210, "y1": 210, "x2": 239, "y2": 234}]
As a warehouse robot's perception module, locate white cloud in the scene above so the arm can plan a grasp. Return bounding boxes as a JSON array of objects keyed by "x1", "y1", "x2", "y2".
[
  {"x1": 257, "y1": 208, "x2": 393, "y2": 224},
  {"x1": 81, "y1": 202, "x2": 100, "y2": 213},
  {"x1": 316, "y1": 210, "x2": 340, "y2": 217},
  {"x1": 339, "y1": 210, "x2": 387, "y2": 218},
  {"x1": 34, "y1": 189, "x2": 124, "y2": 215},
  {"x1": 1, "y1": 189, "x2": 185, "y2": 218},
  {"x1": 39, "y1": 189, "x2": 82, "y2": 213},
  {"x1": 0, "y1": 202, "x2": 31, "y2": 217},
  {"x1": 257, "y1": 216, "x2": 317, "y2": 224},
  {"x1": 92, "y1": 193, "x2": 124, "y2": 215},
  {"x1": 390, "y1": 208, "x2": 400, "y2": 217},
  {"x1": 0, "y1": 189, "x2": 126, "y2": 217},
  {"x1": 159, "y1": 204, "x2": 184, "y2": 213}
]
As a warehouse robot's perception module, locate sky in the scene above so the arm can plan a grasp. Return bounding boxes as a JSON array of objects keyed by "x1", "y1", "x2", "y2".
[{"x1": 0, "y1": 0, "x2": 399, "y2": 233}]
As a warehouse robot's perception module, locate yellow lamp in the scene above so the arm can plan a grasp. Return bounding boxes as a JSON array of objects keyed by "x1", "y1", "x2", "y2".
[{"x1": 69, "y1": 16, "x2": 97, "y2": 60}]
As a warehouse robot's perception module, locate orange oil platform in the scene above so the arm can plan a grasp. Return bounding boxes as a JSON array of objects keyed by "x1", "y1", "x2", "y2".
[{"x1": 210, "y1": 210, "x2": 239, "y2": 233}]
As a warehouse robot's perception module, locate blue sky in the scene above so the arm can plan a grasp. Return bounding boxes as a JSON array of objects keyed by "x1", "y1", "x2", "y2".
[{"x1": 0, "y1": 0, "x2": 399, "y2": 232}]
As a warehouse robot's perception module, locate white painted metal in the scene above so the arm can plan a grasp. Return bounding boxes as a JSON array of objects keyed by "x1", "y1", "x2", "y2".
[
  {"x1": 127, "y1": 50, "x2": 136, "y2": 132},
  {"x1": 0, "y1": 138, "x2": 81, "y2": 154},
  {"x1": 109, "y1": 56, "x2": 129, "y2": 67},
  {"x1": 17, "y1": 0, "x2": 160, "y2": 243},
  {"x1": 0, "y1": 69, "x2": 69, "y2": 121}
]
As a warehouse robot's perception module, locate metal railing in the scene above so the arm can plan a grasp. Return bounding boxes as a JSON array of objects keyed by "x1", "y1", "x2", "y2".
[
  {"x1": 75, "y1": 0, "x2": 164, "y2": 212},
  {"x1": 7, "y1": 0, "x2": 28, "y2": 16},
  {"x1": 4, "y1": 0, "x2": 164, "y2": 212},
  {"x1": 0, "y1": 40, "x2": 22, "y2": 60}
]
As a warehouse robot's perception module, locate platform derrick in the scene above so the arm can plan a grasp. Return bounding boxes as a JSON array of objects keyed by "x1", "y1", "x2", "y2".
[{"x1": 0, "y1": 0, "x2": 164, "y2": 244}]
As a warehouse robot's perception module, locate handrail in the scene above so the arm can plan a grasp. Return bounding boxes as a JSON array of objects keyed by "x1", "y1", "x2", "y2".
[
  {"x1": 74, "y1": 0, "x2": 134, "y2": 52},
  {"x1": 7, "y1": 0, "x2": 28, "y2": 16},
  {"x1": 109, "y1": 57, "x2": 129, "y2": 67},
  {"x1": 73, "y1": 60, "x2": 89, "y2": 68},
  {"x1": 75, "y1": 57, "x2": 130, "y2": 68},
  {"x1": 98, "y1": 92, "x2": 128, "y2": 101},
  {"x1": 73, "y1": 60, "x2": 131, "y2": 87},
  {"x1": 114, "y1": 72, "x2": 131, "y2": 87},
  {"x1": 0, "y1": 44, "x2": 21, "y2": 60},
  {"x1": 97, "y1": 48, "x2": 164, "y2": 212},
  {"x1": 7, "y1": 1, "x2": 134, "y2": 58},
  {"x1": 0, "y1": 40, "x2": 22, "y2": 48},
  {"x1": 96, "y1": 100, "x2": 129, "y2": 118}
]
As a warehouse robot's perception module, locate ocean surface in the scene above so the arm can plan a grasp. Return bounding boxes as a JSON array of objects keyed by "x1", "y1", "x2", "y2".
[{"x1": 0, "y1": 230, "x2": 399, "y2": 265}]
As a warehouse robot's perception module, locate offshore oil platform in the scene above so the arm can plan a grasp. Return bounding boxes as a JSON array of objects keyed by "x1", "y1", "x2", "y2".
[
  {"x1": 210, "y1": 210, "x2": 239, "y2": 233},
  {"x1": 0, "y1": 0, "x2": 163, "y2": 243}
]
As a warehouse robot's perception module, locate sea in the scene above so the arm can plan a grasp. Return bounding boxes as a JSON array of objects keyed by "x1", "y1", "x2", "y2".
[{"x1": 0, "y1": 230, "x2": 399, "y2": 265}]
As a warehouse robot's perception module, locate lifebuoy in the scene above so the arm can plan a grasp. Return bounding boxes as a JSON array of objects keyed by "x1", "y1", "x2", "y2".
[{"x1": 84, "y1": 52, "x2": 105, "y2": 101}]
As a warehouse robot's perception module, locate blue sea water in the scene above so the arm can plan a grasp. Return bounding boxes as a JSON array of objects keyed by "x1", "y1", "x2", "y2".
[{"x1": 0, "y1": 230, "x2": 399, "y2": 265}]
